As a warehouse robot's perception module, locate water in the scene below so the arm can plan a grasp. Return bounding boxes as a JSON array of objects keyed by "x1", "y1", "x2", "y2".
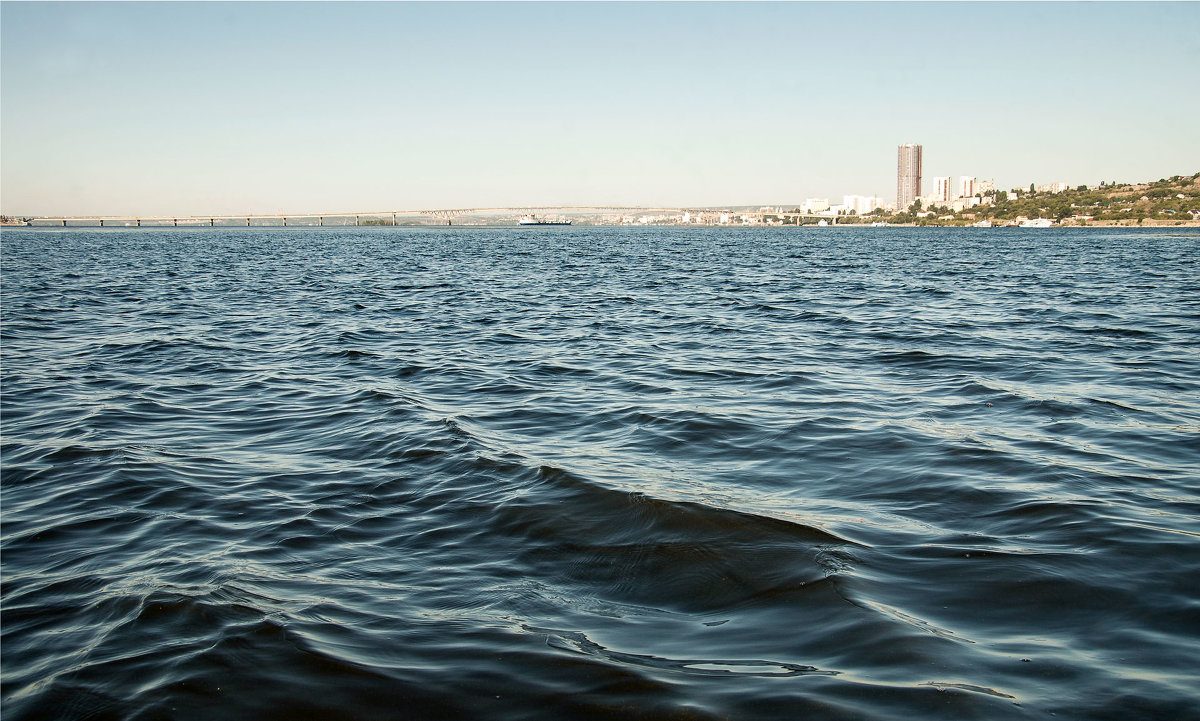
[{"x1": 2, "y1": 226, "x2": 1198, "y2": 721}]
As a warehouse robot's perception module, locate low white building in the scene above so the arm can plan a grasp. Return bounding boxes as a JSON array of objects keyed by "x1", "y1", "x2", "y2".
[
  {"x1": 803, "y1": 198, "x2": 830, "y2": 213},
  {"x1": 843, "y1": 195, "x2": 884, "y2": 215}
]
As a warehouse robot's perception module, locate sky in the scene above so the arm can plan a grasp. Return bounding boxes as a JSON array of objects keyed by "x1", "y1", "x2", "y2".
[{"x1": 2, "y1": 1, "x2": 1198, "y2": 217}]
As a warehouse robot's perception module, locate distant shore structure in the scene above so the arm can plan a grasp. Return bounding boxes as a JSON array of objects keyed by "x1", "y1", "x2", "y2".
[
  {"x1": 897, "y1": 143, "x2": 923, "y2": 211},
  {"x1": 518, "y1": 214, "x2": 572, "y2": 226}
]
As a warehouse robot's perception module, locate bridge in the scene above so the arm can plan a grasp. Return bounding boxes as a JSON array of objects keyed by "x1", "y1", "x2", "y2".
[{"x1": 12, "y1": 205, "x2": 845, "y2": 227}]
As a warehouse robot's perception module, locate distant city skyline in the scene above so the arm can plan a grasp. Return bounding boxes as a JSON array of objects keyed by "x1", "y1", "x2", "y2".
[{"x1": 3, "y1": 2, "x2": 1198, "y2": 217}]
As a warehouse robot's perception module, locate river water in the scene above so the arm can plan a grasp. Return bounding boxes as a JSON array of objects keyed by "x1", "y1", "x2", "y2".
[{"x1": 2, "y1": 226, "x2": 1198, "y2": 720}]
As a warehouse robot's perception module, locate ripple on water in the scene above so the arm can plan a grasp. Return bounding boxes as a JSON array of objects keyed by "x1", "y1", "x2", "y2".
[{"x1": 2, "y1": 227, "x2": 1199, "y2": 721}]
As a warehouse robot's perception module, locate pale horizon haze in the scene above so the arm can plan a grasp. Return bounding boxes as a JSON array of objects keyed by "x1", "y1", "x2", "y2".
[{"x1": 2, "y1": 1, "x2": 1198, "y2": 217}]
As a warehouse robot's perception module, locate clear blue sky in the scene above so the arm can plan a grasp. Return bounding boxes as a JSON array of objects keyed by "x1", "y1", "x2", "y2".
[{"x1": 3, "y1": 1, "x2": 1198, "y2": 216}]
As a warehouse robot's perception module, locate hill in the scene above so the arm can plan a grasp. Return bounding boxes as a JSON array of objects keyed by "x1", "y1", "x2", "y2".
[{"x1": 857, "y1": 172, "x2": 1200, "y2": 227}]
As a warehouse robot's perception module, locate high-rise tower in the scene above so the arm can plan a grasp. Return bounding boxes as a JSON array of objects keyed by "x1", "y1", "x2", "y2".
[{"x1": 897, "y1": 143, "x2": 922, "y2": 210}]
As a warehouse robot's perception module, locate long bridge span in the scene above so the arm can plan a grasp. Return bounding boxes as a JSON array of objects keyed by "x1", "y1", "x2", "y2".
[{"x1": 12, "y1": 205, "x2": 842, "y2": 227}]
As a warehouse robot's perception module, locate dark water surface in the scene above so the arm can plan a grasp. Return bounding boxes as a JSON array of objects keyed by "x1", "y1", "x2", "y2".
[{"x1": 3, "y1": 227, "x2": 1198, "y2": 720}]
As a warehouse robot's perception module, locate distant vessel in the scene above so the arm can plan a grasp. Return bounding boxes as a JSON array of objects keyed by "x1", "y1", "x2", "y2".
[
  {"x1": 1019, "y1": 218, "x2": 1054, "y2": 228},
  {"x1": 519, "y1": 215, "x2": 571, "y2": 226}
]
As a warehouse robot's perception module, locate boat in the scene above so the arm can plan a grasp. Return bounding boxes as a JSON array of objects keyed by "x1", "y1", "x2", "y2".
[
  {"x1": 1018, "y1": 218, "x2": 1054, "y2": 228},
  {"x1": 519, "y1": 215, "x2": 572, "y2": 226}
]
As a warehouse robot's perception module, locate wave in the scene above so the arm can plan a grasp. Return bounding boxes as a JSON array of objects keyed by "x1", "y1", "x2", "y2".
[{"x1": 3, "y1": 227, "x2": 1199, "y2": 721}]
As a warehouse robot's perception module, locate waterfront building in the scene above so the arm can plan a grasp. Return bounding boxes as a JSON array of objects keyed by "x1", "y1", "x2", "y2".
[
  {"x1": 934, "y1": 176, "x2": 953, "y2": 204},
  {"x1": 959, "y1": 176, "x2": 977, "y2": 198},
  {"x1": 897, "y1": 143, "x2": 922, "y2": 210},
  {"x1": 843, "y1": 195, "x2": 884, "y2": 216},
  {"x1": 803, "y1": 198, "x2": 830, "y2": 214}
]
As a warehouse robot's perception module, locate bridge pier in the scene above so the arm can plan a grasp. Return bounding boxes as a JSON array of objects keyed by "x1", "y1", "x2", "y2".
[
  {"x1": 99, "y1": 219, "x2": 104, "y2": 227},
  {"x1": 173, "y1": 219, "x2": 178, "y2": 227},
  {"x1": 392, "y1": 213, "x2": 396, "y2": 226},
  {"x1": 137, "y1": 219, "x2": 141, "y2": 227},
  {"x1": 210, "y1": 218, "x2": 215, "y2": 227},
  {"x1": 246, "y1": 218, "x2": 250, "y2": 227},
  {"x1": 319, "y1": 216, "x2": 323, "y2": 227},
  {"x1": 355, "y1": 216, "x2": 359, "y2": 227}
]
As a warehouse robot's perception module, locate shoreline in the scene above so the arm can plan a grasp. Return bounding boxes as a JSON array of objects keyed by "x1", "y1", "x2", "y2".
[{"x1": 5, "y1": 222, "x2": 1199, "y2": 230}]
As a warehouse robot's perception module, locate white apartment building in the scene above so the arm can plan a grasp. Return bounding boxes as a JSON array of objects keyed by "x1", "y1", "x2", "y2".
[
  {"x1": 803, "y1": 198, "x2": 830, "y2": 213},
  {"x1": 1036, "y1": 182, "x2": 1071, "y2": 193},
  {"x1": 843, "y1": 195, "x2": 884, "y2": 215},
  {"x1": 959, "y1": 176, "x2": 977, "y2": 198},
  {"x1": 934, "y1": 176, "x2": 953, "y2": 204}
]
